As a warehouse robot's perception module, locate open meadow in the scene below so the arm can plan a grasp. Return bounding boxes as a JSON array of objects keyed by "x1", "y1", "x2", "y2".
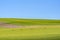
[{"x1": 0, "y1": 18, "x2": 60, "y2": 40}]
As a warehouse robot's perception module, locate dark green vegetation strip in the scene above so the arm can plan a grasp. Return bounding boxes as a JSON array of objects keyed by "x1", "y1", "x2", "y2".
[{"x1": 0, "y1": 18, "x2": 60, "y2": 25}]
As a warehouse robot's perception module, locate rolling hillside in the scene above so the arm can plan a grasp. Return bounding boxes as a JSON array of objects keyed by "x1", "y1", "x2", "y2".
[{"x1": 0, "y1": 18, "x2": 60, "y2": 25}]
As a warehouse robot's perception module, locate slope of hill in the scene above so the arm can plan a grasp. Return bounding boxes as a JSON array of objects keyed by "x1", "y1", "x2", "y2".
[
  {"x1": 0, "y1": 18, "x2": 60, "y2": 40},
  {"x1": 0, "y1": 18, "x2": 60, "y2": 25}
]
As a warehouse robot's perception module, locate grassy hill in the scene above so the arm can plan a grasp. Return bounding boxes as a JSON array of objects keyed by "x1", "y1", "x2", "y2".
[
  {"x1": 0, "y1": 18, "x2": 60, "y2": 25},
  {"x1": 0, "y1": 18, "x2": 60, "y2": 40}
]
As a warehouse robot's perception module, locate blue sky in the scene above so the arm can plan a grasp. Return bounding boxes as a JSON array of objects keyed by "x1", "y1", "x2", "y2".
[{"x1": 0, "y1": 0, "x2": 60, "y2": 19}]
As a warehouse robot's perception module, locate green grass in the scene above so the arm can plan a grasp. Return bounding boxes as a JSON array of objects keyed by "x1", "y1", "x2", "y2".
[
  {"x1": 0, "y1": 28, "x2": 60, "y2": 40},
  {"x1": 0, "y1": 18, "x2": 60, "y2": 25},
  {"x1": 0, "y1": 18, "x2": 60, "y2": 40}
]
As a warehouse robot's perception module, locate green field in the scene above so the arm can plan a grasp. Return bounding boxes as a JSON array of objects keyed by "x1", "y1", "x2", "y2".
[
  {"x1": 0, "y1": 18, "x2": 60, "y2": 40},
  {"x1": 0, "y1": 28, "x2": 60, "y2": 40},
  {"x1": 0, "y1": 18, "x2": 60, "y2": 25}
]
